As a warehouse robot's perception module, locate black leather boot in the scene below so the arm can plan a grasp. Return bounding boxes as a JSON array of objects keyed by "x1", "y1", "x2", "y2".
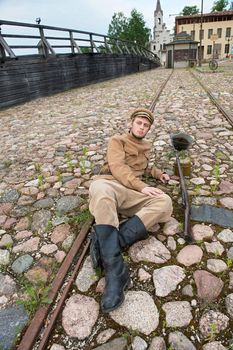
[
  {"x1": 118, "y1": 215, "x2": 148, "y2": 248},
  {"x1": 94, "y1": 224, "x2": 130, "y2": 313},
  {"x1": 90, "y1": 215, "x2": 148, "y2": 270}
]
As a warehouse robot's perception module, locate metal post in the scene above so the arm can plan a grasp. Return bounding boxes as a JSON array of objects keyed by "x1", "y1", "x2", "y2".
[
  {"x1": 198, "y1": 0, "x2": 203, "y2": 66},
  {"x1": 89, "y1": 33, "x2": 94, "y2": 53}
]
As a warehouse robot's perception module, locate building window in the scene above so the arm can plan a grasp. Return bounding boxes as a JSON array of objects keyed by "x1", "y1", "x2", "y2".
[
  {"x1": 153, "y1": 45, "x2": 156, "y2": 50},
  {"x1": 225, "y1": 44, "x2": 230, "y2": 54},
  {"x1": 226, "y1": 27, "x2": 231, "y2": 37},
  {"x1": 191, "y1": 30, "x2": 195, "y2": 40},
  {"x1": 199, "y1": 29, "x2": 204, "y2": 40},
  {"x1": 217, "y1": 28, "x2": 222, "y2": 38},
  {"x1": 208, "y1": 29, "x2": 213, "y2": 39},
  {"x1": 207, "y1": 45, "x2": 212, "y2": 54}
]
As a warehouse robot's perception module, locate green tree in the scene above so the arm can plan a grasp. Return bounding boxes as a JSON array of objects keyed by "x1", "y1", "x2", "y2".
[
  {"x1": 211, "y1": 0, "x2": 229, "y2": 11},
  {"x1": 107, "y1": 9, "x2": 150, "y2": 47},
  {"x1": 108, "y1": 12, "x2": 129, "y2": 40},
  {"x1": 181, "y1": 5, "x2": 199, "y2": 15},
  {"x1": 125, "y1": 9, "x2": 151, "y2": 47}
]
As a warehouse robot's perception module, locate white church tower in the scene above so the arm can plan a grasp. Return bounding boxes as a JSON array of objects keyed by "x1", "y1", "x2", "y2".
[{"x1": 150, "y1": 0, "x2": 173, "y2": 66}]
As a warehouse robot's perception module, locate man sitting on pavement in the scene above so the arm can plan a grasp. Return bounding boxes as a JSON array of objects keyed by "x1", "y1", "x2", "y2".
[{"x1": 89, "y1": 107, "x2": 173, "y2": 313}]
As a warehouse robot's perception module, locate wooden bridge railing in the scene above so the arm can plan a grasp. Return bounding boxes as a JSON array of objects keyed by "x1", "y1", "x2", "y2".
[{"x1": 0, "y1": 19, "x2": 160, "y2": 65}]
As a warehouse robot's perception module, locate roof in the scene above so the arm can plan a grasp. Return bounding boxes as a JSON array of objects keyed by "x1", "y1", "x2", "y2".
[
  {"x1": 166, "y1": 31, "x2": 199, "y2": 45},
  {"x1": 176, "y1": 10, "x2": 233, "y2": 20},
  {"x1": 155, "y1": 0, "x2": 163, "y2": 15}
]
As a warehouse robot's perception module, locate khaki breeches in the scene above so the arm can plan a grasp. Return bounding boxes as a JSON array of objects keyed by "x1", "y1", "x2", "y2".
[{"x1": 89, "y1": 179, "x2": 173, "y2": 230}]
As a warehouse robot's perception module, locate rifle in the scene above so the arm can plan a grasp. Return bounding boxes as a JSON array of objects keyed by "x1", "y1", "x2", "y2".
[{"x1": 170, "y1": 133, "x2": 194, "y2": 243}]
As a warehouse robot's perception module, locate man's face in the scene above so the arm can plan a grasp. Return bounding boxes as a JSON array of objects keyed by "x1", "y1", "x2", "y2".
[{"x1": 130, "y1": 117, "x2": 151, "y2": 139}]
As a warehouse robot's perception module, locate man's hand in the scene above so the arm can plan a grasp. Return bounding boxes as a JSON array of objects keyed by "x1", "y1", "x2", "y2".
[
  {"x1": 159, "y1": 173, "x2": 170, "y2": 183},
  {"x1": 141, "y1": 186, "x2": 164, "y2": 197}
]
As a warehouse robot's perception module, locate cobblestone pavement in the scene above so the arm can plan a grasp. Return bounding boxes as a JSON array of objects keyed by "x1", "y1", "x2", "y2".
[{"x1": 0, "y1": 61, "x2": 233, "y2": 350}]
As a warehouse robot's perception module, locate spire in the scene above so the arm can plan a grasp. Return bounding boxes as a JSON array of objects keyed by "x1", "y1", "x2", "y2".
[{"x1": 155, "y1": 0, "x2": 163, "y2": 15}]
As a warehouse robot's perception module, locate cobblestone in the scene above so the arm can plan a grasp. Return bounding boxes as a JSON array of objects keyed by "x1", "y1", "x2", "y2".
[{"x1": 0, "y1": 62, "x2": 233, "y2": 349}]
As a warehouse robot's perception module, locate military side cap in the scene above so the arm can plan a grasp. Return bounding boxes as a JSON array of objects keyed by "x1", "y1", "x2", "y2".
[{"x1": 130, "y1": 108, "x2": 154, "y2": 124}]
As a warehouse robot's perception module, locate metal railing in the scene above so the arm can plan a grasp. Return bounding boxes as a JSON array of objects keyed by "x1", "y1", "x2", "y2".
[{"x1": 0, "y1": 20, "x2": 160, "y2": 64}]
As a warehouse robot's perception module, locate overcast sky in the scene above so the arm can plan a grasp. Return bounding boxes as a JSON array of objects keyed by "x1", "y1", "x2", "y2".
[{"x1": 0, "y1": 0, "x2": 215, "y2": 34}]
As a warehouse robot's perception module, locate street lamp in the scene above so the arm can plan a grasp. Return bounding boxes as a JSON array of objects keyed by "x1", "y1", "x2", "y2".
[{"x1": 198, "y1": 0, "x2": 203, "y2": 66}]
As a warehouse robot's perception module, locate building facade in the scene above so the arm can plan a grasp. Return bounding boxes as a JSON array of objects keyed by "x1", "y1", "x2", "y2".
[
  {"x1": 150, "y1": 0, "x2": 173, "y2": 66},
  {"x1": 165, "y1": 32, "x2": 199, "y2": 68},
  {"x1": 175, "y1": 11, "x2": 233, "y2": 61}
]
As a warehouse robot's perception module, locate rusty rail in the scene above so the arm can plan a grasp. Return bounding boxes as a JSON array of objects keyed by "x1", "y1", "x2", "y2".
[
  {"x1": 190, "y1": 70, "x2": 233, "y2": 127},
  {"x1": 17, "y1": 219, "x2": 93, "y2": 350}
]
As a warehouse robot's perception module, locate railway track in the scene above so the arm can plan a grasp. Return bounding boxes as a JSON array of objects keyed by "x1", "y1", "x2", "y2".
[{"x1": 16, "y1": 67, "x2": 233, "y2": 350}]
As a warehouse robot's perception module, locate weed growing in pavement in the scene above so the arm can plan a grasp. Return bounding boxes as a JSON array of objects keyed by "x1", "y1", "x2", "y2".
[
  {"x1": 64, "y1": 152, "x2": 75, "y2": 171},
  {"x1": 226, "y1": 258, "x2": 233, "y2": 269},
  {"x1": 193, "y1": 184, "x2": 202, "y2": 195},
  {"x1": 37, "y1": 174, "x2": 44, "y2": 188},
  {"x1": 67, "y1": 209, "x2": 93, "y2": 226},
  {"x1": 168, "y1": 345, "x2": 175, "y2": 350},
  {"x1": 214, "y1": 250, "x2": 221, "y2": 257},
  {"x1": 45, "y1": 219, "x2": 53, "y2": 233},
  {"x1": 121, "y1": 327, "x2": 141, "y2": 343},
  {"x1": 16, "y1": 281, "x2": 52, "y2": 316},
  {"x1": 34, "y1": 162, "x2": 42, "y2": 173},
  {"x1": 207, "y1": 322, "x2": 218, "y2": 341},
  {"x1": 195, "y1": 240, "x2": 204, "y2": 249},
  {"x1": 3, "y1": 159, "x2": 13, "y2": 168},
  {"x1": 212, "y1": 161, "x2": 221, "y2": 182},
  {"x1": 55, "y1": 169, "x2": 63, "y2": 182},
  {"x1": 79, "y1": 146, "x2": 89, "y2": 174}
]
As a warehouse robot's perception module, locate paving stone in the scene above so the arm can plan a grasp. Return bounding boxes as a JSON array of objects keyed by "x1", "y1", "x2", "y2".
[
  {"x1": 62, "y1": 294, "x2": 99, "y2": 340},
  {"x1": 11, "y1": 254, "x2": 34, "y2": 274},
  {"x1": 96, "y1": 329, "x2": 116, "y2": 344},
  {"x1": 199, "y1": 310, "x2": 229, "y2": 338},
  {"x1": 0, "y1": 189, "x2": 20, "y2": 203},
  {"x1": 194, "y1": 270, "x2": 224, "y2": 301},
  {"x1": 162, "y1": 301, "x2": 193, "y2": 327},
  {"x1": 148, "y1": 337, "x2": 166, "y2": 350},
  {"x1": 75, "y1": 256, "x2": 98, "y2": 292},
  {"x1": 31, "y1": 209, "x2": 51, "y2": 235},
  {"x1": 207, "y1": 259, "x2": 227, "y2": 273},
  {"x1": 168, "y1": 331, "x2": 196, "y2": 350},
  {"x1": 191, "y1": 205, "x2": 233, "y2": 229},
  {"x1": 220, "y1": 197, "x2": 233, "y2": 209},
  {"x1": 0, "y1": 273, "x2": 17, "y2": 296},
  {"x1": 0, "y1": 305, "x2": 29, "y2": 350},
  {"x1": 153, "y1": 265, "x2": 185, "y2": 297},
  {"x1": 225, "y1": 293, "x2": 233, "y2": 319},
  {"x1": 0, "y1": 249, "x2": 10, "y2": 265},
  {"x1": 217, "y1": 228, "x2": 233, "y2": 242},
  {"x1": 192, "y1": 224, "x2": 214, "y2": 241},
  {"x1": 162, "y1": 217, "x2": 181, "y2": 236},
  {"x1": 56, "y1": 196, "x2": 82, "y2": 215},
  {"x1": 177, "y1": 245, "x2": 203, "y2": 266},
  {"x1": 51, "y1": 224, "x2": 70, "y2": 243},
  {"x1": 202, "y1": 342, "x2": 227, "y2": 350},
  {"x1": 93, "y1": 337, "x2": 127, "y2": 350},
  {"x1": 132, "y1": 336, "x2": 147, "y2": 350},
  {"x1": 204, "y1": 241, "x2": 225, "y2": 256},
  {"x1": 129, "y1": 236, "x2": 171, "y2": 264},
  {"x1": 110, "y1": 291, "x2": 159, "y2": 335}
]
